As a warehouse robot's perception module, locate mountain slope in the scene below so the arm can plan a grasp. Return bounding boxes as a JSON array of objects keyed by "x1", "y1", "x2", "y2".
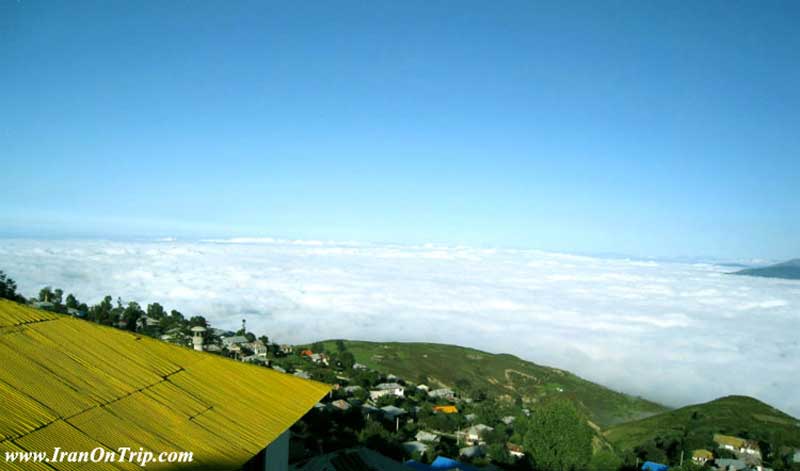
[
  {"x1": 314, "y1": 340, "x2": 668, "y2": 428},
  {"x1": 732, "y1": 259, "x2": 800, "y2": 280},
  {"x1": 605, "y1": 395, "x2": 800, "y2": 453}
]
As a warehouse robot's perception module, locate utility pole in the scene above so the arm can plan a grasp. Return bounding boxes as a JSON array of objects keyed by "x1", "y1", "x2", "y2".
[{"x1": 679, "y1": 450, "x2": 684, "y2": 467}]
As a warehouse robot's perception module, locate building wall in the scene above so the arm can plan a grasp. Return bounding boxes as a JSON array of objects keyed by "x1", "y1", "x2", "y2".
[{"x1": 264, "y1": 430, "x2": 290, "y2": 471}]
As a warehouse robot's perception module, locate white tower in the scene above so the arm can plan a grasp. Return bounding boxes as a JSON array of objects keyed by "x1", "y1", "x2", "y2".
[{"x1": 191, "y1": 326, "x2": 206, "y2": 352}]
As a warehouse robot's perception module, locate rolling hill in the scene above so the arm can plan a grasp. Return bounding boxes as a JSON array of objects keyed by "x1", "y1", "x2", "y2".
[
  {"x1": 312, "y1": 340, "x2": 668, "y2": 428},
  {"x1": 732, "y1": 259, "x2": 800, "y2": 280},
  {"x1": 605, "y1": 395, "x2": 800, "y2": 454}
]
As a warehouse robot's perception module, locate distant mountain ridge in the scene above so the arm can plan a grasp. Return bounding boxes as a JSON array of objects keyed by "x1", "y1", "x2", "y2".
[{"x1": 732, "y1": 258, "x2": 800, "y2": 280}]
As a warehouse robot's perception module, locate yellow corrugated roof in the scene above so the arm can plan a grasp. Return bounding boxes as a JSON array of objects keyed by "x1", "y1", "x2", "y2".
[
  {"x1": 713, "y1": 433, "x2": 746, "y2": 449},
  {"x1": 0, "y1": 299, "x2": 330, "y2": 470},
  {"x1": 692, "y1": 449, "x2": 713, "y2": 459}
]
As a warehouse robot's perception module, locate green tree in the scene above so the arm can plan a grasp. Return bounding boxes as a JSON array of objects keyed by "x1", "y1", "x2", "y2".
[
  {"x1": 589, "y1": 450, "x2": 622, "y2": 471},
  {"x1": 52, "y1": 288, "x2": 64, "y2": 305},
  {"x1": 188, "y1": 315, "x2": 207, "y2": 328},
  {"x1": 122, "y1": 302, "x2": 144, "y2": 331},
  {"x1": 336, "y1": 339, "x2": 347, "y2": 352},
  {"x1": 65, "y1": 294, "x2": 80, "y2": 310},
  {"x1": 523, "y1": 400, "x2": 593, "y2": 471},
  {"x1": 339, "y1": 351, "x2": 356, "y2": 369},
  {"x1": 146, "y1": 302, "x2": 165, "y2": 319},
  {"x1": 90, "y1": 295, "x2": 115, "y2": 325},
  {"x1": 38, "y1": 286, "x2": 53, "y2": 302},
  {"x1": 0, "y1": 271, "x2": 24, "y2": 302}
]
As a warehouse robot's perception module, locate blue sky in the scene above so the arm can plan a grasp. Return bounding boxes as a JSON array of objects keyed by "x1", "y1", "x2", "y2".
[{"x1": 2, "y1": 1, "x2": 798, "y2": 259}]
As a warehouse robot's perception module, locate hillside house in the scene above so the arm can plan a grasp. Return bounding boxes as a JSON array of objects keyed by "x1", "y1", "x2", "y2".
[
  {"x1": 32, "y1": 301, "x2": 55, "y2": 310},
  {"x1": 135, "y1": 315, "x2": 161, "y2": 330},
  {"x1": 343, "y1": 385, "x2": 363, "y2": 395},
  {"x1": 641, "y1": 462, "x2": 668, "y2": 471},
  {"x1": 415, "y1": 431, "x2": 440, "y2": 443},
  {"x1": 369, "y1": 382, "x2": 404, "y2": 400},
  {"x1": 501, "y1": 415, "x2": 516, "y2": 425},
  {"x1": 353, "y1": 362, "x2": 368, "y2": 370},
  {"x1": 715, "y1": 458, "x2": 748, "y2": 471},
  {"x1": 381, "y1": 405, "x2": 407, "y2": 420},
  {"x1": 507, "y1": 443, "x2": 525, "y2": 458},
  {"x1": 403, "y1": 441, "x2": 429, "y2": 457},
  {"x1": 222, "y1": 335, "x2": 249, "y2": 348},
  {"x1": 793, "y1": 449, "x2": 800, "y2": 463},
  {"x1": 428, "y1": 388, "x2": 455, "y2": 400},
  {"x1": 278, "y1": 344, "x2": 293, "y2": 355},
  {"x1": 66, "y1": 307, "x2": 85, "y2": 318},
  {"x1": 309, "y1": 353, "x2": 329, "y2": 366},
  {"x1": 250, "y1": 340, "x2": 268, "y2": 356},
  {"x1": 465, "y1": 424, "x2": 493, "y2": 445},
  {"x1": 0, "y1": 299, "x2": 329, "y2": 471},
  {"x1": 330, "y1": 399, "x2": 351, "y2": 411},
  {"x1": 692, "y1": 449, "x2": 713, "y2": 465},
  {"x1": 405, "y1": 456, "x2": 483, "y2": 471},
  {"x1": 291, "y1": 447, "x2": 407, "y2": 471},
  {"x1": 459, "y1": 445, "x2": 485, "y2": 459},
  {"x1": 242, "y1": 354, "x2": 267, "y2": 365},
  {"x1": 713, "y1": 434, "x2": 761, "y2": 457},
  {"x1": 432, "y1": 405, "x2": 459, "y2": 414}
]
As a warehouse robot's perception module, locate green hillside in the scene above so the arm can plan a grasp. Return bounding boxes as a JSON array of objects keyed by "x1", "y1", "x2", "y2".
[
  {"x1": 605, "y1": 395, "x2": 800, "y2": 461},
  {"x1": 732, "y1": 259, "x2": 800, "y2": 280},
  {"x1": 312, "y1": 339, "x2": 668, "y2": 428}
]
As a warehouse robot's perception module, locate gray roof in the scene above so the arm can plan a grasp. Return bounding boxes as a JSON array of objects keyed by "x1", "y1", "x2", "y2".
[
  {"x1": 222, "y1": 335, "x2": 249, "y2": 346},
  {"x1": 459, "y1": 446, "x2": 485, "y2": 459},
  {"x1": 374, "y1": 382, "x2": 403, "y2": 390},
  {"x1": 428, "y1": 388, "x2": 454, "y2": 397},
  {"x1": 290, "y1": 447, "x2": 407, "y2": 471},
  {"x1": 415, "y1": 431, "x2": 440, "y2": 443},
  {"x1": 468, "y1": 424, "x2": 494, "y2": 434},
  {"x1": 715, "y1": 458, "x2": 748, "y2": 471},
  {"x1": 402, "y1": 441, "x2": 428, "y2": 455},
  {"x1": 381, "y1": 405, "x2": 407, "y2": 418}
]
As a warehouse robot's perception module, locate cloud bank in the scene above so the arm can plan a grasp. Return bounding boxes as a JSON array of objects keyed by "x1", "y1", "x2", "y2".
[{"x1": 1, "y1": 238, "x2": 798, "y2": 416}]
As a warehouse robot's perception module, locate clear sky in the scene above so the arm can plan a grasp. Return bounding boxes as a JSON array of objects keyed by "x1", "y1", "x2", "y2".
[{"x1": 2, "y1": 1, "x2": 798, "y2": 259}]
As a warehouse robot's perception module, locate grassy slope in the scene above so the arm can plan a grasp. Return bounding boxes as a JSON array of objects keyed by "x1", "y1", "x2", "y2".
[
  {"x1": 313, "y1": 339, "x2": 668, "y2": 428},
  {"x1": 605, "y1": 395, "x2": 800, "y2": 451}
]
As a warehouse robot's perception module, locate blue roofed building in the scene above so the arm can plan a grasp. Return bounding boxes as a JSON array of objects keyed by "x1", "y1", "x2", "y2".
[
  {"x1": 405, "y1": 455, "x2": 485, "y2": 471},
  {"x1": 641, "y1": 461, "x2": 669, "y2": 471}
]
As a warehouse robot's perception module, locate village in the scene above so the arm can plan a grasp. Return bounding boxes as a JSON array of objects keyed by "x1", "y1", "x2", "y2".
[{"x1": 26, "y1": 293, "x2": 800, "y2": 471}]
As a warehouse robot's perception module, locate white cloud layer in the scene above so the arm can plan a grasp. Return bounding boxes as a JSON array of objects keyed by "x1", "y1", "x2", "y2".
[{"x1": 2, "y1": 238, "x2": 799, "y2": 417}]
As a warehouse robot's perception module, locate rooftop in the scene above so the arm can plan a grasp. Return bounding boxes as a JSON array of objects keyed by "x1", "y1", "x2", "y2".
[{"x1": 0, "y1": 299, "x2": 330, "y2": 470}]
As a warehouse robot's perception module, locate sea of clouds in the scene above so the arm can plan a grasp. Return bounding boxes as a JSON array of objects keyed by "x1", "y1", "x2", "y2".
[{"x1": 1, "y1": 237, "x2": 798, "y2": 416}]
